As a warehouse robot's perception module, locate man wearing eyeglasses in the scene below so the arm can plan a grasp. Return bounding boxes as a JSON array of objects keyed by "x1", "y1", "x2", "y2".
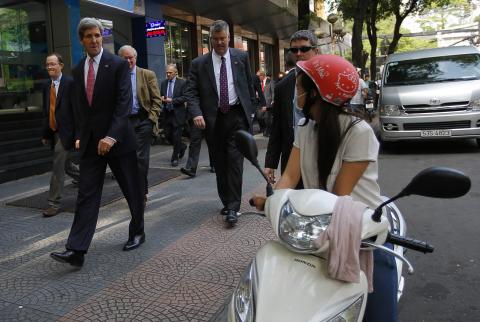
[
  {"x1": 41, "y1": 53, "x2": 75, "y2": 217},
  {"x1": 264, "y1": 30, "x2": 319, "y2": 184}
]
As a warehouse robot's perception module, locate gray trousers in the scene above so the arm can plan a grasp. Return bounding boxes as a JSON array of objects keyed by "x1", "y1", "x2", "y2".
[{"x1": 48, "y1": 134, "x2": 68, "y2": 208}]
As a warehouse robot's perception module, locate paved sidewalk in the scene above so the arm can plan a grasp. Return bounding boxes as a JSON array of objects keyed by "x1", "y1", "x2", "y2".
[{"x1": 0, "y1": 137, "x2": 273, "y2": 321}]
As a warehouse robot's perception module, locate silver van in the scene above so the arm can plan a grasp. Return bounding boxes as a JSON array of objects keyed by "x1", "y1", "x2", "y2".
[{"x1": 379, "y1": 46, "x2": 480, "y2": 146}]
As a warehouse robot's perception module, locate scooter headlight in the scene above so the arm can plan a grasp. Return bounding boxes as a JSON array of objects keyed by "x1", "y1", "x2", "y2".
[
  {"x1": 233, "y1": 259, "x2": 257, "y2": 322},
  {"x1": 327, "y1": 295, "x2": 364, "y2": 322},
  {"x1": 278, "y1": 200, "x2": 332, "y2": 251}
]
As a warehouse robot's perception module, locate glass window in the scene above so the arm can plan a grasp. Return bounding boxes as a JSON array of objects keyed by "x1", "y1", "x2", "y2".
[
  {"x1": 0, "y1": 1, "x2": 47, "y2": 111},
  {"x1": 201, "y1": 27, "x2": 210, "y2": 55},
  {"x1": 260, "y1": 43, "x2": 273, "y2": 77},
  {"x1": 242, "y1": 37, "x2": 256, "y2": 75},
  {"x1": 164, "y1": 19, "x2": 192, "y2": 78},
  {"x1": 384, "y1": 54, "x2": 480, "y2": 86}
]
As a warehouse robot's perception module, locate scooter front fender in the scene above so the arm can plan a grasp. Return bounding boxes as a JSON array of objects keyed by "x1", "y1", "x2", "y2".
[{"x1": 229, "y1": 241, "x2": 368, "y2": 322}]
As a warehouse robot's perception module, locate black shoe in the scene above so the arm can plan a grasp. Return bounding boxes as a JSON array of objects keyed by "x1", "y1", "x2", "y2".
[
  {"x1": 171, "y1": 159, "x2": 178, "y2": 167},
  {"x1": 226, "y1": 210, "x2": 238, "y2": 226},
  {"x1": 180, "y1": 167, "x2": 196, "y2": 177},
  {"x1": 179, "y1": 145, "x2": 187, "y2": 159},
  {"x1": 50, "y1": 250, "x2": 84, "y2": 267},
  {"x1": 220, "y1": 207, "x2": 228, "y2": 216},
  {"x1": 210, "y1": 166, "x2": 215, "y2": 173},
  {"x1": 123, "y1": 233, "x2": 145, "y2": 251}
]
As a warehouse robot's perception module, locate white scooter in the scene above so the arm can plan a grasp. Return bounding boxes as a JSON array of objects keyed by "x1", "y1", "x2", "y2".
[{"x1": 228, "y1": 130, "x2": 471, "y2": 322}]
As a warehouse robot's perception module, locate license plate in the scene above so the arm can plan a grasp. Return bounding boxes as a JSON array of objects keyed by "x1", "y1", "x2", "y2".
[
  {"x1": 366, "y1": 103, "x2": 374, "y2": 110},
  {"x1": 420, "y1": 129, "x2": 452, "y2": 137}
]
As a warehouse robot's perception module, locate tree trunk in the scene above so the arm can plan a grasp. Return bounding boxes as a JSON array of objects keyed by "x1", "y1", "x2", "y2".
[
  {"x1": 298, "y1": 0, "x2": 310, "y2": 30},
  {"x1": 388, "y1": 12, "x2": 405, "y2": 54},
  {"x1": 352, "y1": 0, "x2": 369, "y2": 68},
  {"x1": 366, "y1": 0, "x2": 378, "y2": 80}
]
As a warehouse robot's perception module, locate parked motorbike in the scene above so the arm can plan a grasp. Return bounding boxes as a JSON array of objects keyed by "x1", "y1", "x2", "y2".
[{"x1": 228, "y1": 130, "x2": 470, "y2": 322}]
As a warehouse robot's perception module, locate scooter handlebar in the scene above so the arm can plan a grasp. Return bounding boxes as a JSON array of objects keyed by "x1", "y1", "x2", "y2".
[{"x1": 387, "y1": 233, "x2": 434, "y2": 253}]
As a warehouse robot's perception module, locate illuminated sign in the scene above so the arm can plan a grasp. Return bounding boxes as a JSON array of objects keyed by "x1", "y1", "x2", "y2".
[{"x1": 146, "y1": 20, "x2": 166, "y2": 38}]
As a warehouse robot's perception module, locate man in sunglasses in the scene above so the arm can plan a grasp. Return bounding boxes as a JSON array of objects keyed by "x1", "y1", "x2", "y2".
[{"x1": 264, "y1": 30, "x2": 319, "y2": 183}]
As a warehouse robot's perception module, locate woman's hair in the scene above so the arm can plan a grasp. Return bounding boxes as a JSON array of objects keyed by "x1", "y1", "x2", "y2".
[{"x1": 297, "y1": 70, "x2": 364, "y2": 189}]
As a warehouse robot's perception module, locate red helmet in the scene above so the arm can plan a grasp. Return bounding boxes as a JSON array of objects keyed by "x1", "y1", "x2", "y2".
[{"x1": 296, "y1": 55, "x2": 359, "y2": 107}]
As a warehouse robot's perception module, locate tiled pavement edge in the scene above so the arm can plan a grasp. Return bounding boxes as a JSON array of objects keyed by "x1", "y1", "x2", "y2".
[{"x1": 0, "y1": 136, "x2": 274, "y2": 321}]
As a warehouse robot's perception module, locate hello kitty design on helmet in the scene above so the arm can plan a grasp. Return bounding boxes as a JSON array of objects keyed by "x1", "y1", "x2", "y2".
[{"x1": 296, "y1": 54, "x2": 359, "y2": 107}]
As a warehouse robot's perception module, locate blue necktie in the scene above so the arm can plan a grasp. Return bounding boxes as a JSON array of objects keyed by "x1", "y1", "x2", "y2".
[{"x1": 167, "y1": 80, "x2": 173, "y2": 110}]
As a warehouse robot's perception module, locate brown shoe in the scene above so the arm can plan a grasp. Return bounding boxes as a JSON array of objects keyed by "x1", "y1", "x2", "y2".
[{"x1": 43, "y1": 207, "x2": 61, "y2": 217}]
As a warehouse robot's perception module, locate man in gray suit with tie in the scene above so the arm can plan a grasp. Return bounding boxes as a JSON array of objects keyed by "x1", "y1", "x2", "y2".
[{"x1": 185, "y1": 20, "x2": 256, "y2": 226}]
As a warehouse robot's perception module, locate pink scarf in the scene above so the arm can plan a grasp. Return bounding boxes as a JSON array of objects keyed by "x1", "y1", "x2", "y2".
[{"x1": 314, "y1": 195, "x2": 374, "y2": 292}]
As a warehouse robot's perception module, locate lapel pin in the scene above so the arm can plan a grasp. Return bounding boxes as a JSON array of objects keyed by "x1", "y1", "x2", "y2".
[
  {"x1": 105, "y1": 64, "x2": 109, "y2": 68},
  {"x1": 234, "y1": 61, "x2": 238, "y2": 64}
]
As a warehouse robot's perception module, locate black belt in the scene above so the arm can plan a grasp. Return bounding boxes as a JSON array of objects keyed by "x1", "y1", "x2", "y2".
[{"x1": 218, "y1": 103, "x2": 242, "y2": 112}]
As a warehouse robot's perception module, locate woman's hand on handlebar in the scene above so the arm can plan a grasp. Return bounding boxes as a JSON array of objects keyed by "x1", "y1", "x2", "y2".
[{"x1": 250, "y1": 195, "x2": 267, "y2": 211}]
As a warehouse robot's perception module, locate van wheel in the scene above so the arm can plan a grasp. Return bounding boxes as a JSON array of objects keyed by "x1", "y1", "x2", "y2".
[
  {"x1": 476, "y1": 138, "x2": 480, "y2": 148},
  {"x1": 380, "y1": 140, "x2": 395, "y2": 152}
]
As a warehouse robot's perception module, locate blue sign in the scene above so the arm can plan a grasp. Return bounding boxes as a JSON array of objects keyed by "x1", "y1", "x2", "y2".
[{"x1": 146, "y1": 20, "x2": 167, "y2": 38}]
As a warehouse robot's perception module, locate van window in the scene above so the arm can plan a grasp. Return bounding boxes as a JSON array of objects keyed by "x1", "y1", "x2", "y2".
[{"x1": 384, "y1": 54, "x2": 480, "y2": 86}]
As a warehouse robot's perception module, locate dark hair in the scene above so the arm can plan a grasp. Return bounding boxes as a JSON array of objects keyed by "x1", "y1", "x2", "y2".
[
  {"x1": 47, "y1": 52, "x2": 64, "y2": 65},
  {"x1": 290, "y1": 30, "x2": 318, "y2": 46},
  {"x1": 297, "y1": 70, "x2": 363, "y2": 189}
]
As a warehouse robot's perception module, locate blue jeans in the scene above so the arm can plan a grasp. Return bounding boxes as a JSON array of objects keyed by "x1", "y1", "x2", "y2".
[{"x1": 363, "y1": 243, "x2": 398, "y2": 322}]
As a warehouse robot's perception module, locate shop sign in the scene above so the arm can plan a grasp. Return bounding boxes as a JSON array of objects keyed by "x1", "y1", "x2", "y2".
[{"x1": 146, "y1": 20, "x2": 167, "y2": 38}]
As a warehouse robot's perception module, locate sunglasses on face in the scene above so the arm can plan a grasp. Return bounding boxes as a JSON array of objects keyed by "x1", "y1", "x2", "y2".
[{"x1": 288, "y1": 46, "x2": 316, "y2": 53}]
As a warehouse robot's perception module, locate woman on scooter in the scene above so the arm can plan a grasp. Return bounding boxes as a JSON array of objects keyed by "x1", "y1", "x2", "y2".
[{"x1": 255, "y1": 54, "x2": 397, "y2": 322}]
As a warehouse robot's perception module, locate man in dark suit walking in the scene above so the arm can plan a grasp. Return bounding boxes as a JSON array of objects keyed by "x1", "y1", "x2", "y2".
[
  {"x1": 50, "y1": 18, "x2": 145, "y2": 267},
  {"x1": 41, "y1": 52, "x2": 75, "y2": 217},
  {"x1": 185, "y1": 20, "x2": 256, "y2": 226},
  {"x1": 264, "y1": 30, "x2": 318, "y2": 183},
  {"x1": 118, "y1": 45, "x2": 161, "y2": 201},
  {"x1": 160, "y1": 64, "x2": 187, "y2": 167}
]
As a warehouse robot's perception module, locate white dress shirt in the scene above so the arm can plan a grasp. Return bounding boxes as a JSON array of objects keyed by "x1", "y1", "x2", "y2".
[
  {"x1": 84, "y1": 48, "x2": 103, "y2": 88},
  {"x1": 212, "y1": 48, "x2": 238, "y2": 106}
]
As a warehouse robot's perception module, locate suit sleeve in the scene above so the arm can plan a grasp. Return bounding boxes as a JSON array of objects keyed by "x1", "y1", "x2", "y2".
[
  {"x1": 172, "y1": 79, "x2": 187, "y2": 106},
  {"x1": 264, "y1": 81, "x2": 282, "y2": 169},
  {"x1": 146, "y1": 70, "x2": 162, "y2": 119},
  {"x1": 243, "y1": 54, "x2": 257, "y2": 114},
  {"x1": 41, "y1": 83, "x2": 52, "y2": 141},
  {"x1": 253, "y1": 76, "x2": 266, "y2": 108},
  {"x1": 185, "y1": 59, "x2": 203, "y2": 118},
  {"x1": 107, "y1": 59, "x2": 132, "y2": 142},
  {"x1": 59, "y1": 78, "x2": 75, "y2": 150}
]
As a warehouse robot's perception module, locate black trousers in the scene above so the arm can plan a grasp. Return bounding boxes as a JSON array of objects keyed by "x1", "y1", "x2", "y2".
[
  {"x1": 213, "y1": 106, "x2": 249, "y2": 212},
  {"x1": 164, "y1": 111, "x2": 185, "y2": 161},
  {"x1": 184, "y1": 118, "x2": 215, "y2": 170},
  {"x1": 66, "y1": 138, "x2": 145, "y2": 253},
  {"x1": 129, "y1": 116, "x2": 153, "y2": 194}
]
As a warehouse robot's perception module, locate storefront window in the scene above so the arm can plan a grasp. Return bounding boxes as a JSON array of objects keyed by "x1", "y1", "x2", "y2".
[
  {"x1": 242, "y1": 37, "x2": 256, "y2": 75},
  {"x1": 164, "y1": 19, "x2": 192, "y2": 78},
  {"x1": 260, "y1": 43, "x2": 273, "y2": 77},
  {"x1": 0, "y1": 1, "x2": 47, "y2": 111},
  {"x1": 201, "y1": 28, "x2": 210, "y2": 55}
]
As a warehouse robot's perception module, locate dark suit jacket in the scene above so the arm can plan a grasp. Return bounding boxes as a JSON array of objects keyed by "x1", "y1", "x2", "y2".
[
  {"x1": 263, "y1": 78, "x2": 274, "y2": 109},
  {"x1": 71, "y1": 50, "x2": 136, "y2": 157},
  {"x1": 186, "y1": 48, "x2": 256, "y2": 130},
  {"x1": 160, "y1": 77, "x2": 187, "y2": 125},
  {"x1": 264, "y1": 71, "x2": 295, "y2": 173},
  {"x1": 42, "y1": 75, "x2": 75, "y2": 151},
  {"x1": 253, "y1": 74, "x2": 266, "y2": 108}
]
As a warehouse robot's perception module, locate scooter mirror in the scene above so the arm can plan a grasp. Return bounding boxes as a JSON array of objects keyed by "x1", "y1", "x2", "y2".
[
  {"x1": 235, "y1": 130, "x2": 259, "y2": 166},
  {"x1": 372, "y1": 167, "x2": 471, "y2": 222},
  {"x1": 400, "y1": 167, "x2": 471, "y2": 198}
]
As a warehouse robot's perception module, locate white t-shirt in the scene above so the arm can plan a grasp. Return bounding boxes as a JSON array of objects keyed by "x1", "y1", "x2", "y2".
[
  {"x1": 293, "y1": 114, "x2": 383, "y2": 209},
  {"x1": 350, "y1": 79, "x2": 368, "y2": 105}
]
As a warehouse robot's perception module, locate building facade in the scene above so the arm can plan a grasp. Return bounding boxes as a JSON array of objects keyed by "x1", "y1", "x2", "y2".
[{"x1": 0, "y1": 0, "x2": 326, "y2": 183}]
